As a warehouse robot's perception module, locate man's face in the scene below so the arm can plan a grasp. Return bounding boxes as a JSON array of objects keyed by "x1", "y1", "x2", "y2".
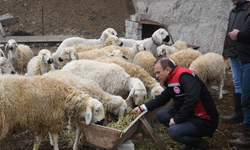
[
  {"x1": 155, "y1": 62, "x2": 170, "y2": 83},
  {"x1": 232, "y1": 0, "x2": 246, "y2": 5}
]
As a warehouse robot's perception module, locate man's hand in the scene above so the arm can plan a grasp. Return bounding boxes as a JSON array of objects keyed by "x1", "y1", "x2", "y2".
[
  {"x1": 169, "y1": 118, "x2": 176, "y2": 126},
  {"x1": 133, "y1": 106, "x2": 143, "y2": 116},
  {"x1": 228, "y1": 29, "x2": 239, "y2": 41}
]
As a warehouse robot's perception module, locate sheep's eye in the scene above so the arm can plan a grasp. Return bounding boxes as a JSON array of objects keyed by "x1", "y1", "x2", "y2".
[
  {"x1": 95, "y1": 110, "x2": 99, "y2": 113},
  {"x1": 112, "y1": 32, "x2": 114, "y2": 35},
  {"x1": 66, "y1": 53, "x2": 69, "y2": 55}
]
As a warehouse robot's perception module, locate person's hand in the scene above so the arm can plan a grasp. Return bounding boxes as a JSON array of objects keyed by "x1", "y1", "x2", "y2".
[
  {"x1": 133, "y1": 106, "x2": 143, "y2": 116},
  {"x1": 223, "y1": 56, "x2": 228, "y2": 60},
  {"x1": 228, "y1": 29, "x2": 239, "y2": 41},
  {"x1": 169, "y1": 118, "x2": 176, "y2": 126}
]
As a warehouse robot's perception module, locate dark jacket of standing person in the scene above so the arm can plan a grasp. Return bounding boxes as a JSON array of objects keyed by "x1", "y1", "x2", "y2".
[
  {"x1": 236, "y1": 10, "x2": 250, "y2": 62},
  {"x1": 223, "y1": 1, "x2": 250, "y2": 58}
]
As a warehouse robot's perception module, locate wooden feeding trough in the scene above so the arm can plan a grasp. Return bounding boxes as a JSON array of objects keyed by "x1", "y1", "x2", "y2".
[{"x1": 80, "y1": 100, "x2": 173, "y2": 150}]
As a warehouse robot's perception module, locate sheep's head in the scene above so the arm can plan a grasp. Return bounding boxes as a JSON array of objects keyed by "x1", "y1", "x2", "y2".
[
  {"x1": 59, "y1": 47, "x2": 78, "y2": 62},
  {"x1": 126, "y1": 78, "x2": 147, "y2": 106},
  {"x1": 105, "y1": 36, "x2": 123, "y2": 46},
  {"x1": 133, "y1": 42, "x2": 146, "y2": 53},
  {"x1": 150, "y1": 83, "x2": 164, "y2": 99},
  {"x1": 157, "y1": 45, "x2": 167, "y2": 57},
  {"x1": 109, "y1": 50, "x2": 128, "y2": 60},
  {"x1": 110, "y1": 95, "x2": 128, "y2": 118},
  {"x1": 38, "y1": 49, "x2": 53, "y2": 64},
  {"x1": 5, "y1": 39, "x2": 18, "y2": 51},
  {"x1": 0, "y1": 57, "x2": 16, "y2": 75},
  {"x1": 80, "y1": 97, "x2": 105, "y2": 125},
  {"x1": 152, "y1": 28, "x2": 170, "y2": 45},
  {"x1": 100, "y1": 28, "x2": 118, "y2": 42}
]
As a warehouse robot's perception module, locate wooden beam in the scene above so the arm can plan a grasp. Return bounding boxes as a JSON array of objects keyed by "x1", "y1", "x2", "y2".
[
  {"x1": 0, "y1": 22, "x2": 6, "y2": 37},
  {"x1": 140, "y1": 116, "x2": 167, "y2": 150},
  {"x1": 0, "y1": 17, "x2": 19, "y2": 27},
  {"x1": 0, "y1": 36, "x2": 76, "y2": 43}
]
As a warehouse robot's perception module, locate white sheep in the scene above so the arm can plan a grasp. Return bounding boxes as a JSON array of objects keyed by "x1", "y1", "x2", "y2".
[
  {"x1": 108, "y1": 49, "x2": 129, "y2": 60},
  {"x1": 0, "y1": 74, "x2": 105, "y2": 150},
  {"x1": 169, "y1": 49, "x2": 202, "y2": 68},
  {"x1": 44, "y1": 70, "x2": 127, "y2": 120},
  {"x1": 189, "y1": 52, "x2": 225, "y2": 100},
  {"x1": 120, "y1": 28, "x2": 170, "y2": 52},
  {"x1": 99, "y1": 41, "x2": 146, "y2": 62},
  {"x1": 157, "y1": 44, "x2": 178, "y2": 57},
  {"x1": 74, "y1": 36, "x2": 123, "y2": 53},
  {"x1": 133, "y1": 51, "x2": 157, "y2": 78},
  {"x1": 5, "y1": 39, "x2": 33, "y2": 75},
  {"x1": 61, "y1": 59, "x2": 147, "y2": 106},
  {"x1": 0, "y1": 57, "x2": 16, "y2": 75},
  {"x1": 27, "y1": 49, "x2": 55, "y2": 76},
  {"x1": 57, "y1": 28, "x2": 117, "y2": 50},
  {"x1": 95, "y1": 57, "x2": 164, "y2": 99},
  {"x1": 53, "y1": 28, "x2": 118, "y2": 69},
  {"x1": 58, "y1": 47, "x2": 79, "y2": 68}
]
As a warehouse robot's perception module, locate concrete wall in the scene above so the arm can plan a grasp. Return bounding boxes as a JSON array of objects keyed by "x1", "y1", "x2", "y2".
[{"x1": 132, "y1": 0, "x2": 232, "y2": 54}]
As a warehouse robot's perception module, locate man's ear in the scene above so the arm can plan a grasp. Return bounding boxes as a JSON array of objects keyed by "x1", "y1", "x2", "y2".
[{"x1": 165, "y1": 67, "x2": 172, "y2": 74}]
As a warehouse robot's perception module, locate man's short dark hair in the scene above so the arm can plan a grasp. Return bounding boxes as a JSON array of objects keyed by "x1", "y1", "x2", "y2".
[{"x1": 155, "y1": 56, "x2": 175, "y2": 70}]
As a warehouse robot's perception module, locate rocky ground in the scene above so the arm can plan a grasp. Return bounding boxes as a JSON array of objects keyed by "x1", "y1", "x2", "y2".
[{"x1": 0, "y1": 0, "x2": 244, "y2": 150}]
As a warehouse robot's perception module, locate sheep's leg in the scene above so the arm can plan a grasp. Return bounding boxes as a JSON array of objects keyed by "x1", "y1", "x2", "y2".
[
  {"x1": 73, "y1": 121, "x2": 82, "y2": 150},
  {"x1": 48, "y1": 132, "x2": 54, "y2": 146},
  {"x1": 218, "y1": 77, "x2": 224, "y2": 101},
  {"x1": 33, "y1": 130, "x2": 43, "y2": 150},
  {"x1": 49, "y1": 130, "x2": 59, "y2": 150}
]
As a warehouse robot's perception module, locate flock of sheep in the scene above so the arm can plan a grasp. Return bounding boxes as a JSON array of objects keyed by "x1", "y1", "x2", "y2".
[{"x1": 0, "y1": 27, "x2": 228, "y2": 150}]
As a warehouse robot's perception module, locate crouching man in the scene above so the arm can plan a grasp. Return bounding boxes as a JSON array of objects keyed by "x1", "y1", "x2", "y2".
[{"x1": 134, "y1": 57, "x2": 219, "y2": 150}]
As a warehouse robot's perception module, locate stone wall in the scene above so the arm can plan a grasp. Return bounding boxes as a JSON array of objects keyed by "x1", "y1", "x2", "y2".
[{"x1": 132, "y1": 0, "x2": 232, "y2": 54}]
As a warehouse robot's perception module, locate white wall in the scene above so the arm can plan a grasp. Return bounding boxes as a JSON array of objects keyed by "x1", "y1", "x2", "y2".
[{"x1": 133, "y1": 0, "x2": 232, "y2": 54}]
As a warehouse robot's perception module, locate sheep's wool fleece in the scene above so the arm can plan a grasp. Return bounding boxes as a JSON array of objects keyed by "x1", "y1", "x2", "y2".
[
  {"x1": 133, "y1": 51, "x2": 156, "y2": 78},
  {"x1": 61, "y1": 59, "x2": 131, "y2": 98},
  {"x1": 0, "y1": 75, "x2": 85, "y2": 140},
  {"x1": 95, "y1": 57, "x2": 158, "y2": 90},
  {"x1": 169, "y1": 49, "x2": 202, "y2": 68},
  {"x1": 45, "y1": 70, "x2": 124, "y2": 112},
  {"x1": 189, "y1": 52, "x2": 225, "y2": 87}
]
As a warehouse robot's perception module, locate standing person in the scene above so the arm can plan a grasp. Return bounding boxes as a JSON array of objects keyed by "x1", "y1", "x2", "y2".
[
  {"x1": 133, "y1": 57, "x2": 219, "y2": 150},
  {"x1": 227, "y1": 7, "x2": 250, "y2": 148},
  {"x1": 222, "y1": 0, "x2": 250, "y2": 123}
]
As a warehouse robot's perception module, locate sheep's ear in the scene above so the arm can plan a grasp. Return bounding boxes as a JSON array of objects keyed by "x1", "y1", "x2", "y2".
[
  {"x1": 85, "y1": 106, "x2": 92, "y2": 125},
  {"x1": 0, "y1": 50, "x2": 6, "y2": 58},
  {"x1": 70, "y1": 52, "x2": 76, "y2": 61},
  {"x1": 101, "y1": 30, "x2": 109, "y2": 41},
  {"x1": 37, "y1": 52, "x2": 43, "y2": 61},
  {"x1": 126, "y1": 87, "x2": 135, "y2": 100},
  {"x1": 4, "y1": 44, "x2": 9, "y2": 51},
  {"x1": 118, "y1": 108, "x2": 125, "y2": 117},
  {"x1": 74, "y1": 51, "x2": 79, "y2": 60},
  {"x1": 122, "y1": 55, "x2": 129, "y2": 60}
]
